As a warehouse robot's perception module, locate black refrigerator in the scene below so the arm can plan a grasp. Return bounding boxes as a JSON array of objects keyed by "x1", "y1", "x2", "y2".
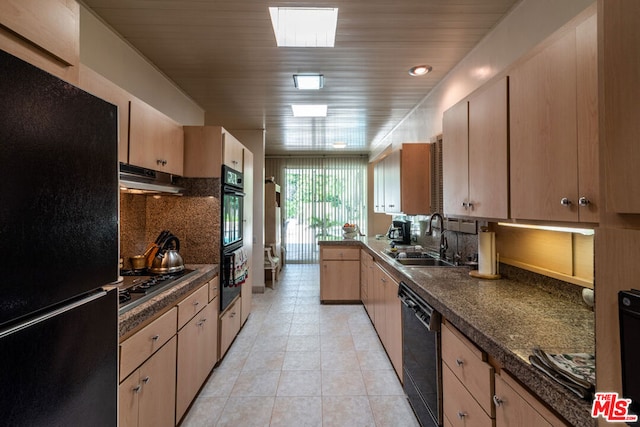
[{"x1": 0, "y1": 49, "x2": 119, "y2": 426}]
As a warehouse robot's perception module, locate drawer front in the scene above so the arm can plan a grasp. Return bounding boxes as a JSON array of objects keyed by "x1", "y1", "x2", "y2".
[
  {"x1": 442, "y1": 321, "x2": 494, "y2": 416},
  {"x1": 443, "y1": 364, "x2": 494, "y2": 427},
  {"x1": 322, "y1": 247, "x2": 360, "y2": 260},
  {"x1": 178, "y1": 283, "x2": 208, "y2": 329},
  {"x1": 120, "y1": 307, "x2": 177, "y2": 381},
  {"x1": 208, "y1": 275, "x2": 220, "y2": 302}
]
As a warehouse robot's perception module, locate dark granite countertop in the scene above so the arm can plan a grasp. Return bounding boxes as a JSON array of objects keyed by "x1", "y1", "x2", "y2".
[
  {"x1": 320, "y1": 238, "x2": 595, "y2": 427},
  {"x1": 118, "y1": 264, "x2": 219, "y2": 340}
]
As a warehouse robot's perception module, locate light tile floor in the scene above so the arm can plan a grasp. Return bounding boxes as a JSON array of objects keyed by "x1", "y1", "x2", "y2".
[{"x1": 181, "y1": 264, "x2": 420, "y2": 427}]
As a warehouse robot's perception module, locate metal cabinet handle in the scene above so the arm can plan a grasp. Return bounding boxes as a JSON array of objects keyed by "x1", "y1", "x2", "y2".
[
  {"x1": 193, "y1": 301, "x2": 200, "y2": 307},
  {"x1": 457, "y1": 411, "x2": 467, "y2": 419},
  {"x1": 132, "y1": 384, "x2": 142, "y2": 393},
  {"x1": 578, "y1": 197, "x2": 590, "y2": 207},
  {"x1": 560, "y1": 197, "x2": 572, "y2": 206},
  {"x1": 455, "y1": 358, "x2": 464, "y2": 367},
  {"x1": 142, "y1": 376, "x2": 150, "y2": 384},
  {"x1": 151, "y1": 334, "x2": 160, "y2": 341},
  {"x1": 156, "y1": 159, "x2": 167, "y2": 166},
  {"x1": 493, "y1": 395, "x2": 504, "y2": 407},
  {"x1": 467, "y1": 202, "x2": 474, "y2": 209}
]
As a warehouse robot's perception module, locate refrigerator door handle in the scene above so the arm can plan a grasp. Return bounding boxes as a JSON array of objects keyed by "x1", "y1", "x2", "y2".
[{"x1": 0, "y1": 290, "x2": 107, "y2": 339}]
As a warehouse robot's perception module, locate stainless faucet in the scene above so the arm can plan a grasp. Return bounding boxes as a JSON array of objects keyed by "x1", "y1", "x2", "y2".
[
  {"x1": 425, "y1": 213, "x2": 448, "y2": 259},
  {"x1": 425, "y1": 213, "x2": 444, "y2": 235}
]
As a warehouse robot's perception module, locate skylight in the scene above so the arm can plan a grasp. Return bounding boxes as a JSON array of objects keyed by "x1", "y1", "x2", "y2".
[
  {"x1": 291, "y1": 104, "x2": 328, "y2": 117},
  {"x1": 269, "y1": 7, "x2": 338, "y2": 47},
  {"x1": 293, "y1": 74, "x2": 324, "y2": 90}
]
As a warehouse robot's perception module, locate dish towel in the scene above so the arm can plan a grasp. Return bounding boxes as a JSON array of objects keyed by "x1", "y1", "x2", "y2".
[
  {"x1": 529, "y1": 346, "x2": 595, "y2": 400},
  {"x1": 232, "y1": 247, "x2": 248, "y2": 287}
]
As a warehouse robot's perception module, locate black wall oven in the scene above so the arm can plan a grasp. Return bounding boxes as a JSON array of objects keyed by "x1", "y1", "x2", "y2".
[{"x1": 221, "y1": 165, "x2": 244, "y2": 312}]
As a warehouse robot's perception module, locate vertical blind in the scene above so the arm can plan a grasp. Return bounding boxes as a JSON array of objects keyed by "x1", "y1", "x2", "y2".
[{"x1": 265, "y1": 156, "x2": 368, "y2": 263}]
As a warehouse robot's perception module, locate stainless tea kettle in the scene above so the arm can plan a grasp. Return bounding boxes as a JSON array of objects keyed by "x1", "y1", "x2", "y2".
[{"x1": 149, "y1": 234, "x2": 185, "y2": 274}]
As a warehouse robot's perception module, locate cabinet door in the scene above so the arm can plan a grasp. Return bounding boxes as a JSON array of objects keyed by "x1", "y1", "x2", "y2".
[
  {"x1": 183, "y1": 126, "x2": 223, "y2": 178},
  {"x1": 494, "y1": 372, "x2": 555, "y2": 427},
  {"x1": 176, "y1": 302, "x2": 218, "y2": 422},
  {"x1": 223, "y1": 131, "x2": 244, "y2": 171},
  {"x1": 384, "y1": 278, "x2": 402, "y2": 378},
  {"x1": 220, "y1": 298, "x2": 241, "y2": 359},
  {"x1": 119, "y1": 371, "x2": 140, "y2": 427},
  {"x1": 384, "y1": 150, "x2": 402, "y2": 213},
  {"x1": 242, "y1": 149, "x2": 254, "y2": 325},
  {"x1": 510, "y1": 30, "x2": 578, "y2": 222},
  {"x1": 400, "y1": 144, "x2": 431, "y2": 215},
  {"x1": 372, "y1": 264, "x2": 387, "y2": 343},
  {"x1": 78, "y1": 65, "x2": 131, "y2": 163},
  {"x1": 443, "y1": 100, "x2": 469, "y2": 217},
  {"x1": 575, "y1": 14, "x2": 599, "y2": 221},
  {"x1": 468, "y1": 77, "x2": 509, "y2": 219},
  {"x1": 129, "y1": 97, "x2": 184, "y2": 176},
  {"x1": 0, "y1": 0, "x2": 79, "y2": 82},
  {"x1": 320, "y1": 260, "x2": 360, "y2": 301},
  {"x1": 138, "y1": 337, "x2": 177, "y2": 427},
  {"x1": 360, "y1": 251, "x2": 371, "y2": 308},
  {"x1": 374, "y1": 161, "x2": 385, "y2": 213}
]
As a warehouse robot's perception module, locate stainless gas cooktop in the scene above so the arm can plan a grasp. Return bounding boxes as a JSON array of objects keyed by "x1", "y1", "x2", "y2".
[{"x1": 117, "y1": 269, "x2": 197, "y2": 313}]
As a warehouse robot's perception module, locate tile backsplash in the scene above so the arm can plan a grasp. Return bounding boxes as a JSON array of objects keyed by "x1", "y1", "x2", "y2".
[{"x1": 120, "y1": 178, "x2": 221, "y2": 269}]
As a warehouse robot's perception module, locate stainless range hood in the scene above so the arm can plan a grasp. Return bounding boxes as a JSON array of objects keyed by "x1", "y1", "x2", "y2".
[{"x1": 119, "y1": 163, "x2": 184, "y2": 195}]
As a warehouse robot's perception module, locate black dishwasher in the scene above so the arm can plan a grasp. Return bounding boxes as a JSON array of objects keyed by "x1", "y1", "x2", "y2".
[{"x1": 399, "y1": 282, "x2": 442, "y2": 427}]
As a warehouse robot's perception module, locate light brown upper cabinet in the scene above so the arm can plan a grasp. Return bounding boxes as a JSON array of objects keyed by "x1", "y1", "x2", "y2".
[
  {"x1": 129, "y1": 97, "x2": 184, "y2": 176},
  {"x1": 443, "y1": 77, "x2": 509, "y2": 219},
  {"x1": 78, "y1": 65, "x2": 131, "y2": 164},
  {"x1": 509, "y1": 12, "x2": 597, "y2": 223},
  {"x1": 183, "y1": 126, "x2": 246, "y2": 177},
  {"x1": 601, "y1": 4, "x2": 640, "y2": 213},
  {"x1": 373, "y1": 144, "x2": 431, "y2": 215},
  {"x1": 0, "y1": 0, "x2": 79, "y2": 82}
]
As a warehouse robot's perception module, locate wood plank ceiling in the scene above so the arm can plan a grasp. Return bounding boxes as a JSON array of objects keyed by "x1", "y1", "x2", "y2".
[{"x1": 82, "y1": 0, "x2": 520, "y2": 155}]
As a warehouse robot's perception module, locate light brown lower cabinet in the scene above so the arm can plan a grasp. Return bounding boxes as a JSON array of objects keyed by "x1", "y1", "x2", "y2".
[
  {"x1": 494, "y1": 371, "x2": 566, "y2": 427},
  {"x1": 442, "y1": 363, "x2": 493, "y2": 427},
  {"x1": 119, "y1": 336, "x2": 177, "y2": 427},
  {"x1": 320, "y1": 246, "x2": 360, "y2": 302},
  {"x1": 371, "y1": 262, "x2": 402, "y2": 379},
  {"x1": 219, "y1": 297, "x2": 241, "y2": 359},
  {"x1": 176, "y1": 299, "x2": 219, "y2": 421}
]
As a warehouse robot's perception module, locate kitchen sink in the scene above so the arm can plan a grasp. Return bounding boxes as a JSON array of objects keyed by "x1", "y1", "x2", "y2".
[
  {"x1": 395, "y1": 257, "x2": 455, "y2": 267},
  {"x1": 383, "y1": 249, "x2": 457, "y2": 267}
]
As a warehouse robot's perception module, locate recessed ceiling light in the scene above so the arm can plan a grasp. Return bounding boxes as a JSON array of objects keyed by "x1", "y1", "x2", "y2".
[
  {"x1": 291, "y1": 104, "x2": 328, "y2": 117},
  {"x1": 332, "y1": 142, "x2": 347, "y2": 149},
  {"x1": 408, "y1": 65, "x2": 433, "y2": 76},
  {"x1": 293, "y1": 74, "x2": 324, "y2": 90},
  {"x1": 269, "y1": 7, "x2": 339, "y2": 47}
]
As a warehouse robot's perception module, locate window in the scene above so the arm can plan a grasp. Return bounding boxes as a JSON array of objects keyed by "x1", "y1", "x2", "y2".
[{"x1": 266, "y1": 156, "x2": 367, "y2": 263}]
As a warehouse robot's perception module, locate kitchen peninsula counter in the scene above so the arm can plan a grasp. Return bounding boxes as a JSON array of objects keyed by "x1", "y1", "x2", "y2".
[
  {"x1": 118, "y1": 264, "x2": 219, "y2": 339},
  {"x1": 319, "y1": 238, "x2": 595, "y2": 426}
]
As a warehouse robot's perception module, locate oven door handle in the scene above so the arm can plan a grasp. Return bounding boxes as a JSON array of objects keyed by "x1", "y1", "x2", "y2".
[{"x1": 224, "y1": 189, "x2": 245, "y2": 197}]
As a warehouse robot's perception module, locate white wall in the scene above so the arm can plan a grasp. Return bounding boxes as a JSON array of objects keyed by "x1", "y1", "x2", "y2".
[
  {"x1": 371, "y1": 0, "x2": 595, "y2": 160},
  {"x1": 78, "y1": 5, "x2": 205, "y2": 126}
]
